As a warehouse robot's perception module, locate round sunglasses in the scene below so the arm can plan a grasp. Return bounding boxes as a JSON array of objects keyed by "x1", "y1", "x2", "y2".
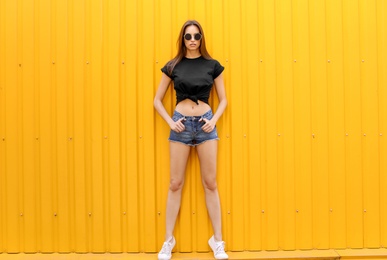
[{"x1": 184, "y1": 33, "x2": 202, "y2": 41}]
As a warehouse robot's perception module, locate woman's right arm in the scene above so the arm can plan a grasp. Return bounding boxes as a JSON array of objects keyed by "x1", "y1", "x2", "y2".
[{"x1": 154, "y1": 73, "x2": 185, "y2": 132}]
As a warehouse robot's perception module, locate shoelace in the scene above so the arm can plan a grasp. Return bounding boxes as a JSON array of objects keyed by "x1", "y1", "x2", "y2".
[
  {"x1": 214, "y1": 241, "x2": 226, "y2": 255},
  {"x1": 160, "y1": 241, "x2": 173, "y2": 255}
]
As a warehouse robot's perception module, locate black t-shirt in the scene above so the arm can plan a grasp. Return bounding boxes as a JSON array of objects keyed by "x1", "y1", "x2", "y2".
[{"x1": 161, "y1": 56, "x2": 224, "y2": 105}]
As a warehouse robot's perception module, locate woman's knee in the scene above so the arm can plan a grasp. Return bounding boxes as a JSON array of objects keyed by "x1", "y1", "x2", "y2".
[
  {"x1": 169, "y1": 178, "x2": 184, "y2": 192},
  {"x1": 202, "y1": 177, "x2": 218, "y2": 191}
]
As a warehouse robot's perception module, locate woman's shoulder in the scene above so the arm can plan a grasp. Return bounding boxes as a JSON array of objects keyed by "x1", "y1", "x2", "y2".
[
  {"x1": 202, "y1": 57, "x2": 223, "y2": 66},
  {"x1": 161, "y1": 59, "x2": 176, "y2": 78},
  {"x1": 163, "y1": 59, "x2": 174, "y2": 67},
  {"x1": 204, "y1": 58, "x2": 224, "y2": 77}
]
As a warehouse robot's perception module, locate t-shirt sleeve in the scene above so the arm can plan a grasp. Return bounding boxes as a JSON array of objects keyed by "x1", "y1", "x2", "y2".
[
  {"x1": 213, "y1": 60, "x2": 224, "y2": 79},
  {"x1": 161, "y1": 63, "x2": 172, "y2": 78}
]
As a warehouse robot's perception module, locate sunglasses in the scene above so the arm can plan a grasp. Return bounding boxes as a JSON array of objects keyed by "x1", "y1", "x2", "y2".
[{"x1": 184, "y1": 33, "x2": 202, "y2": 41}]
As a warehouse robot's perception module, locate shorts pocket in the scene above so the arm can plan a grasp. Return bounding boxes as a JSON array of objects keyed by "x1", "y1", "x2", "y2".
[
  {"x1": 172, "y1": 112, "x2": 184, "y2": 122},
  {"x1": 202, "y1": 111, "x2": 213, "y2": 121}
]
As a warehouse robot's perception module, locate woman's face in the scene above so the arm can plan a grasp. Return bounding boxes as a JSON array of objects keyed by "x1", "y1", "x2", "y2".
[{"x1": 184, "y1": 25, "x2": 201, "y2": 52}]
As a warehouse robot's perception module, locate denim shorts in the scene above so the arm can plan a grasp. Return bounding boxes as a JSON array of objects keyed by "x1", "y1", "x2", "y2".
[{"x1": 169, "y1": 110, "x2": 219, "y2": 146}]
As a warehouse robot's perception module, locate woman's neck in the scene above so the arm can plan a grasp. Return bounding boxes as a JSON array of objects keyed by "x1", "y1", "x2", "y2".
[{"x1": 185, "y1": 50, "x2": 201, "y2": 59}]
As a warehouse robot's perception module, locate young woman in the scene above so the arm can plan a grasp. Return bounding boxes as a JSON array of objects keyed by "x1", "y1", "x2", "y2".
[{"x1": 154, "y1": 20, "x2": 228, "y2": 260}]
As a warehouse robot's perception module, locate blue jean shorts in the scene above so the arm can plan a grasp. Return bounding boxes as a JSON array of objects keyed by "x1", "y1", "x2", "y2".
[{"x1": 169, "y1": 110, "x2": 219, "y2": 146}]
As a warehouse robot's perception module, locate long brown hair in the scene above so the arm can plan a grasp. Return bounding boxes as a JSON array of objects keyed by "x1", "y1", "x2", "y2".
[{"x1": 166, "y1": 20, "x2": 213, "y2": 75}]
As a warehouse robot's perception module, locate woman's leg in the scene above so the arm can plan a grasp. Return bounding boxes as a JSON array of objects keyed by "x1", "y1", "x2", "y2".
[
  {"x1": 164, "y1": 141, "x2": 191, "y2": 240},
  {"x1": 196, "y1": 140, "x2": 223, "y2": 241}
]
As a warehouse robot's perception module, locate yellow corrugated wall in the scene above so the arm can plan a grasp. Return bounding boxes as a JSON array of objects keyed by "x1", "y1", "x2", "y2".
[{"x1": 0, "y1": 0, "x2": 386, "y2": 254}]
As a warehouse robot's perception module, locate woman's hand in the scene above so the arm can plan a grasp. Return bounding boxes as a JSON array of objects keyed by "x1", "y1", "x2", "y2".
[
  {"x1": 200, "y1": 118, "x2": 216, "y2": 133},
  {"x1": 169, "y1": 118, "x2": 186, "y2": 133}
]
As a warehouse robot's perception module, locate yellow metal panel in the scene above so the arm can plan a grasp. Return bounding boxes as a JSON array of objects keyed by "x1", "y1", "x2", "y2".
[
  {"x1": 244, "y1": 0, "x2": 261, "y2": 251},
  {"x1": 359, "y1": 0, "x2": 380, "y2": 248},
  {"x1": 261, "y1": 0, "x2": 278, "y2": 251},
  {"x1": 326, "y1": 0, "x2": 346, "y2": 249},
  {"x1": 101, "y1": 0, "x2": 110, "y2": 251},
  {"x1": 36, "y1": 0, "x2": 54, "y2": 252},
  {"x1": 138, "y1": 0, "x2": 156, "y2": 252},
  {"x1": 119, "y1": 0, "x2": 127, "y2": 252},
  {"x1": 84, "y1": 0, "x2": 93, "y2": 253},
  {"x1": 154, "y1": 0, "x2": 170, "y2": 254},
  {"x1": 276, "y1": 0, "x2": 295, "y2": 251},
  {"x1": 68, "y1": 0, "x2": 76, "y2": 252},
  {"x1": 126, "y1": 0, "x2": 140, "y2": 253},
  {"x1": 0, "y1": 0, "x2": 5, "y2": 251},
  {"x1": 309, "y1": 0, "x2": 329, "y2": 250},
  {"x1": 21, "y1": 0, "x2": 38, "y2": 253},
  {"x1": 377, "y1": 0, "x2": 387, "y2": 249},
  {"x1": 292, "y1": 0, "x2": 313, "y2": 250},
  {"x1": 239, "y1": 0, "x2": 251, "y2": 250},
  {"x1": 228, "y1": 0, "x2": 244, "y2": 252},
  {"x1": 55, "y1": 0, "x2": 71, "y2": 252},
  {"x1": 106, "y1": 0, "x2": 122, "y2": 252},
  {"x1": 89, "y1": 0, "x2": 104, "y2": 252},
  {"x1": 4, "y1": 0, "x2": 21, "y2": 253},
  {"x1": 1, "y1": 0, "x2": 387, "y2": 255},
  {"x1": 71, "y1": 0, "x2": 88, "y2": 253},
  {"x1": 342, "y1": 0, "x2": 363, "y2": 248}
]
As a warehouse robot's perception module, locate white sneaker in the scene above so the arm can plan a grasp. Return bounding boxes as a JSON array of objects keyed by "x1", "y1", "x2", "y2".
[
  {"x1": 208, "y1": 235, "x2": 228, "y2": 259},
  {"x1": 158, "y1": 236, "x2": 176, "y2": 260}
]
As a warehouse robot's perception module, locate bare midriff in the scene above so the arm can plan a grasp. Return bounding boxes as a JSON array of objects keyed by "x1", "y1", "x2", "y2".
[{"x1": 175, "y1": 99, "x2": 211, "y2": 116}]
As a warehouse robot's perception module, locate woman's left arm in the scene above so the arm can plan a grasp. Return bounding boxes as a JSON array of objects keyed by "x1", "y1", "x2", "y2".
[
  {"x1": 212, "y1": 72, "x2": 227, "y2": 123},
  {"x1": 201, "y1": 72, "x2": 227, "y2": 133}
]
